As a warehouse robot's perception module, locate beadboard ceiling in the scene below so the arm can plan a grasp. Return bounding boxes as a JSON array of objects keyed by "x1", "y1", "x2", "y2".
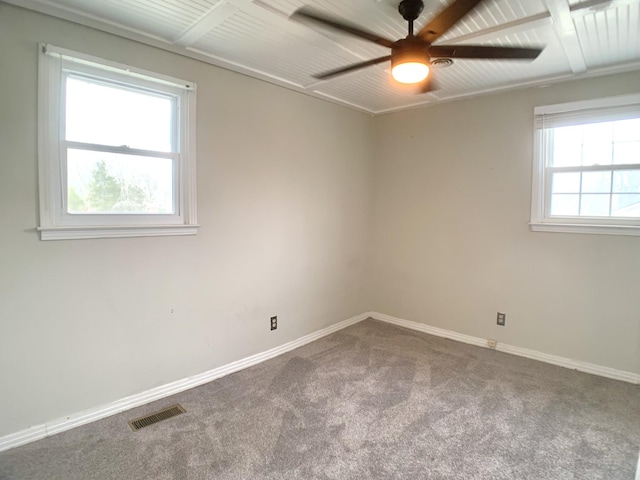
[{"x1": 7, "y1": 0, "x2": 640, "y2": 114}]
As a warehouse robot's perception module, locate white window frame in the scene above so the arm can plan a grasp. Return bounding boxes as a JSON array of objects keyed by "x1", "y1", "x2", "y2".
[
  {"x1": 530, "y1": 93, "x2": 640, "y2": 236},
  {"x1": 38, "y1": 44, "x2": 198, "y2": 240}
]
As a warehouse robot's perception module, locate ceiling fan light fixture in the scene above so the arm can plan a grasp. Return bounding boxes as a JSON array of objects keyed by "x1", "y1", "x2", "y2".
[
  {"x1": 392, "y1": 62, "x2": 429, "y2": 84},
  {"x1": 391, "y1": 47, "x2": 430, "y2": 84}
]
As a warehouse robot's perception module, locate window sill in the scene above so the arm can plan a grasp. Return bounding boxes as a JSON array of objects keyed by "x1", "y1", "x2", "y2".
[
  {"x1": 529, "y1": 222, "x2": 640, "y2": 236},
  {"x1": 38, "y1": 224, "x2": 200, "y2": 241}
]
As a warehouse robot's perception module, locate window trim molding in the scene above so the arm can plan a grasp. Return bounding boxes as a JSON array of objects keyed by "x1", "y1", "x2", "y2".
[
  {"x1": 37, "y1": 225, "x2": 199, "y2": 241},
  {"x1": 529, "y1": 222, "x2": 640, "y2": 236},
  {"x1": 530, "y1": 92, "x2": 640, "y2": 236},
  {"x1": 37, "y1": 44, "x2": 199, "y2": 240}
]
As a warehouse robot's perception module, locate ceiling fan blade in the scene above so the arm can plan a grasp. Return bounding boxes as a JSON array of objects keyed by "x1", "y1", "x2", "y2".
[
  {"x1": 430, "y1": 44, "x2": 543, "y2": 59},
  {"x1": 313, "y1": 56, "x2": 392, "y2": 80},
  {"x1": 417, "y1": 75, "x2": 438, "y2": 94},
  {"x1": 418, "y1": 0, "x2": 485, "y2": 43},
  {"x1": 291, "y1": 9, "x2": 396, "y2": 49}
]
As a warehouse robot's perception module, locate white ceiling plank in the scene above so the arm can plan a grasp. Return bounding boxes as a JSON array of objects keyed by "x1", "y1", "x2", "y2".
[
  {"x1": 443, "y1": 13, "x2": 553, "y2": 44},
  {"x1": 544, "y1": 0, "x2": 588, "y2": 72}
]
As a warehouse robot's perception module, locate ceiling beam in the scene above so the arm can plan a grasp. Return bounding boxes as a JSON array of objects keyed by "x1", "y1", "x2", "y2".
[
  {"x1": 543, "y1": 0, "x2": 588, "y2": 73},
  {"x1": 173, "y1": 2, "x2": 238, "y2": 47}
]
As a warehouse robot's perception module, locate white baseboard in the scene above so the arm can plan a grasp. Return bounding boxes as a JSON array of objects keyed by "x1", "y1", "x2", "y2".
[
  {"x1": 372, "y1": 312, "x2": 488, "y2": 348},
  {"x1": 3, "y1": 310, "x2": 638, "y2": 454},
  {"x1": 370, "y1": 312, "x2": 640, "y2": 385},
  {"x1": 0, "y1": 311, "x2": 370, "y2": 453},
  {"x1": 0, "y1": 425, "x2": 47, "y2": 454}
]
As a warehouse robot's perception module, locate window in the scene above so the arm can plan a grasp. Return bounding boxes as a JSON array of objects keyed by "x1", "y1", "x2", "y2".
[
  {"x1": 38, "y1": 44, "x2": 198, "y2": 240},
  {"x1": 530, "y1": 93, "x2": 640, "y2": 236}
]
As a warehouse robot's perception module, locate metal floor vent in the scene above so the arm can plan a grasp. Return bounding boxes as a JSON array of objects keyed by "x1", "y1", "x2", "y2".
[{"x1": 128, "y1": 404, "x2": 186, "y2": 431}]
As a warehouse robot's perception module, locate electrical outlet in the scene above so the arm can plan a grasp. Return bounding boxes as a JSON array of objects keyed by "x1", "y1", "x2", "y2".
[
  {"x1": 487, "y1": 339, "x2": 497, "y2": 349},
  {"x1": 270, "y1": 316, "x2": 277, "y2": 331},
  {"x1": 497, "y1": 312, "x2": 506, "y2": 326}
]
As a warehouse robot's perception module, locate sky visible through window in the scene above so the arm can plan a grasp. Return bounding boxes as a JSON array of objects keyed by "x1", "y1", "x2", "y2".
[
  {"x1": 549, "y1": 118, "x2": 640, "y2": 218},
  {"x1": 65, "y1": 75, "x2": 174, "y2": 214}
]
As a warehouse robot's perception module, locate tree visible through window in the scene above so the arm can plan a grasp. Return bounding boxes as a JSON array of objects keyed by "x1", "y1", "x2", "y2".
[{"x1": 71, "y1": 159, "x2": 146, "y2": 213}]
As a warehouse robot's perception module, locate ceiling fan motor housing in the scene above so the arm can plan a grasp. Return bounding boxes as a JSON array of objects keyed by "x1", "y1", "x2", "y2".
[{"x1": 391, "y1": 38, "x2": 431, "y2": 69}]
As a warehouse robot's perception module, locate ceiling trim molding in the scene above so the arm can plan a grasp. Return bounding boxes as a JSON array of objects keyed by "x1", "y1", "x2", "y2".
[{"x1": 185, "y1": 46, "x2": 306, "y2": 90}]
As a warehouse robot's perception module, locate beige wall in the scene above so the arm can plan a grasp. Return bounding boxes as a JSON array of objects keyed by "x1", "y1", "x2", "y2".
[
  {"x1": 2, "y1": 2, "x2": 639, "y2": 442},
  {"x1": 0, "y1": 5, "x2": 374, "y2": 437},
  {"x1": 370, "y1": 71, "x2": 640, "y2": 375}
]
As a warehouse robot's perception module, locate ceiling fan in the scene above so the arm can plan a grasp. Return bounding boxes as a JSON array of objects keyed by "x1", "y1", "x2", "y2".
[{"x1": 291, "y1": 0, "x2": 544, "y2": 92}]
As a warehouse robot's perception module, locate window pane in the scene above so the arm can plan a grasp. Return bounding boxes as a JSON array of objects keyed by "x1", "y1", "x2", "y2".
[
  {"x1": 581, "y1": 171, "x2": 611, "y2": 193},
  {"x1": 612, "y1": 194, "x2": 640, "y2": 217},
  {"x1": 66, "y1": 149, "x2": 174, "y2": 214},
  {"x1": 582, "y1": 142, "x2": 612, "y2": 166},
  {"x1": 582, "y1": 122, "x2": 613, "y2": 165},
  {"x1": 552, "y1": 172, "x2": 580, "y2": 193},
  {"x1": 614, "y1": 118, "x2": 640, "y2": 142},
  {"x1": 583, "y1": 121, "x2": 613, "y2": 143},
  {"x1": 612, "y1": 170, "x2": 640, "y2": 193},
  {"x1": 550, "y1": 194, "x2": 579, "y2": 216},
  {"x1": 552, "y1": 126, "x2": 582, "y2": 167},
  {"x1": 613, "y1": 141, "x2": 640, "y2": 165},
  {"x1": 65, "y1": 76, "x2": 173, "y2": 152},
  {"x1": 580, "y1": 194, "x2": 610, "y2": 216}
]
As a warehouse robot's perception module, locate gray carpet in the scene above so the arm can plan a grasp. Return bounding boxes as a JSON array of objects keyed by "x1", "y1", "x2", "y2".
[{"x1": 1, "y1": 319, "x2": 639, "y2": 479}]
